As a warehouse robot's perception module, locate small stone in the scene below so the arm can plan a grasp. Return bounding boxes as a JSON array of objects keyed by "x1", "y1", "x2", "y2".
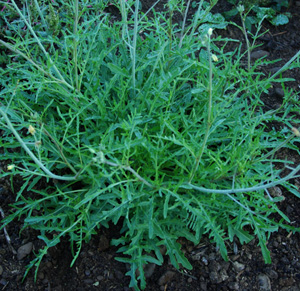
[
  {"x1": 43, "y1": 279, "x2": 49, "y2": 285},
  {"x1": 228, "y1": 281, "x2": 239, "y2": 290},
  {"x1": 209, "y1": 271, "x2": 219, "y2": 283},
  {"x1": 286, "y1": 205, "x2": 294, "y2": 215},
  {"x1": 98, "y1": 235, "x2": 110, "y2": 251},
  {"x1": 202, "y1": 257, "x2": 208, "y2": 265},
  {"x1": 159, "y1": 245, "x2": 167, "y2": 255},
  {"x1": 200, "y1": 282, "x2": 207, "y2": 291},
  {"x1": 221, "y1": 261, "x2": 230, "y2": 271},
  {"x1": 85, "y1": 270, "x2": 91, "y2": 276},
  {"x1": 208, "y1": 253, "x2": 216, "y2": 261},
  {"x1": 231, "y1": 255, "x2": 240, "y2": 261},
  {"x1": 83, "y1": 279, "x2": 94, "y2": 284},
  {"x1": 257, "y1": 274, "x2": 271, "y2": 291},
  {"x1": 17, "y1": 242, "x2": 33, "y2": 260},
  {"x1": 279, "y1": 277, "x2": 295, "y2": 286},
  {"x1": 46, "y1": 262, "x2": 52, "y2": 268},
  {"x1": 209, "y1": 261, "x2": 221, "y2": 272},
  {"x1": 158, "y1": 271, "x2": 175, "y2": 286},
  {"x1": 87, "y1": 250, "x2": 94, "y2": 256},
  {"x1": 266, "y1": 269, "x2": 278, "y2": 280},
  {"x1": 232, "y1": 261, "x2": 245, "y2": 272},
  {"x1": 274, "y1": 88, "x2": 285, "y2": 98},
  {"x1": 269, "y1": 67, "x2": 281, "y2": 74},
  {"x1": 219, "y1": 269, "x2": 229, "y2": 282},
  {"x1": 251, "y1": 50, "x2": 269, "y2": 60},
  {"x1": 144, "y1": 263, "x2": 156, "y2": 278},
  {"x1": 187, "y1": 277, "x2": 193, "y2": 283},
  {"x1": 37, "y1": 271, "x2": 44, "y2": 280}
]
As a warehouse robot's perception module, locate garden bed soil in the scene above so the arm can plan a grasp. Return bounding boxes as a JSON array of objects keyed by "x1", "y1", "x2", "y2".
[{"x1": 1, "y1": 1, "x2": 300, "y2": 290}]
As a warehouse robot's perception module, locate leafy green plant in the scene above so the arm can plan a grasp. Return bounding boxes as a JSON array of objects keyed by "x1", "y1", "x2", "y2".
[
  {"x1": 224, "y1": 0, "x2": 291, "y2": 30},
  {"x1": 0, "y1": 0, "x2": 300, "y2": 290}
]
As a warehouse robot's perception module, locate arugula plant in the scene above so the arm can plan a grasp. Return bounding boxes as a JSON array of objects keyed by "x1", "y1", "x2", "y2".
[{"x1": 0, "y1": 0, "x2": 300, "y2": 289}]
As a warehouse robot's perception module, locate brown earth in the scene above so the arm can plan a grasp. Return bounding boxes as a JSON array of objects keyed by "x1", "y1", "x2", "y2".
[{"x1": 1, "y1": 1, "x2": 300, "y2": 290}]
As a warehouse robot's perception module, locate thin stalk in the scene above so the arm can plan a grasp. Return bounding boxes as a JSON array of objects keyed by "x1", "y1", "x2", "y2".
[
  {"x1": 189, "y1": 33, "x2": 213, "y2": 182},
  {"x1": 269, "y1": 49, "x2": 300, "y2": 81},
  {"x1": 103, "y1": 159, "x2": 154, "y2": 188},
  {"x1": 120, "y1": 0, "x2": 131, "y2": 52},
  {"x1": 253, "y1": 133, "x2": 295, "y2": 163},
  {"x1": 42, "y1": 128, "x2": 77, "y2": 174},
  {"x1": 185, "y1": 159, "x2": 300, "y2": 194},
  {"x1": 168, "y1": 6, "x2": 173, "y2": 54},
  {"x1": 73, "y1": 0, "x2": 79, "y2": 90},
  {"x1": 0, "y1": 107, "x2": 78, "y2": 181},
  {"x1": 32, "y1": 0, "x2": 48, "y2": 31},
  {"x1": 179, "y1": 0, "x2": 191, "y2": 48},
  {"x1": 0, "y1": 39, "x2": 74, "y2": 91},
  {"x1": 10, "y1": 0, "x2": 72, "y2": 88},
  {"x1": 240, "y1": 12, "x2": 251, "y2": 71},
  {"x1": 131, "y1": 0, "x2": 140, "y2": 95}
]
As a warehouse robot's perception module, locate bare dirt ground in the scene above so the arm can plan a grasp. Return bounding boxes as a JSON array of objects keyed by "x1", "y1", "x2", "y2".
[{"x1": 1, "y1": 1, "x2": 300, "y2": 290}]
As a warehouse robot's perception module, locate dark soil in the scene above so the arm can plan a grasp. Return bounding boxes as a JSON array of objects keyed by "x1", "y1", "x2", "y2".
[{"x1": 1, "y1": 1, "x2": 300, "y2": 290}]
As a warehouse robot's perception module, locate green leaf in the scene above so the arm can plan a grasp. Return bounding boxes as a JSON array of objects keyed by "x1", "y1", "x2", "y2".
[
  {"x1": 270, "y1": 14, "x2": 289, "y2": 26},
  {"x1": 106, "y1": 63, "x2": 130, "y2": 77}
]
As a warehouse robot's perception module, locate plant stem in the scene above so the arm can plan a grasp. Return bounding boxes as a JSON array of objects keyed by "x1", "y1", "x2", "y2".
[
  {"x1": 0, "y1": 107, "x2": 78, "y2": 181},
  {"x1": 185, "y1": 159, "x2": 300, "y2": 194},
  {"x1": 131, "y1": 0, "x2": 139, "y2": 95},
  {"x1": 179, "y1": 0, "x2": 191, "y2": 48},
  {"x1": 240, "y1": 12, "x2": 251, "y2": 71},
  {"x1": 0, "y1": 39, "x2": 74, "y2": 91},
  {"x1": 10, "y1": 0, "x2": 72, "y2": 88},
  {"x1": 103, "y1": 159, "x2": 154, "y2": 188},
  {"x1": 269, "y1": 49, "x2": 300, "y2": 80},
  {"x1": 189, "y1": 34, "x2": 213, "y2": 182},
  {"x1": 32, "y1": 0, "x2": 47, "y2": 31},
  {"x1": 73, "y1": 0, "x2": 79, "y2": 91}
]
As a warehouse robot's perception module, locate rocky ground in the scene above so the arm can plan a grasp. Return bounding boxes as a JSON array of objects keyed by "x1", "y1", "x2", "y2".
[{"x1": 1, "y1": 0, "x2": 300, "y2": 290}]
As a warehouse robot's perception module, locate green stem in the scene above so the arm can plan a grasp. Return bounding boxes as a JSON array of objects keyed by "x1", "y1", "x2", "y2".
[
  {"x1": 240, "y1": 13, "x2": 251, "y2": 71},
  {"x1": 185, "y1": 158, "x2": 300, "y2": 194},
  {"x1": 179, "y1": 0, "x2": 191, "y2": 48},
  {"x1": 10, "y1": 0, "x2": 72, "y2": 88},
  {"x1": 73, "y1": 0, "x2": 79, "y2": 91},
  {"x1": 189, "y1": 35, "x2": 213, "y2": 182},
  {"x1": 103, "y1": 159, "x2": 154, "y2": 188},
  {"x1": 0, "y1": 107, "x2": 78, "y2": 181},
  {"x1": 0, "y1": 40, "x2": 74, "y2": 91},
  {"x1": 131, "y1": 0, "x2": 140, "y2": 95},
  {"x1": 32, "y1": 0, "x2": 47, "y2": 32},
  {"x1": 269, "y1": 49, "x2": 300, "y2": 81}
]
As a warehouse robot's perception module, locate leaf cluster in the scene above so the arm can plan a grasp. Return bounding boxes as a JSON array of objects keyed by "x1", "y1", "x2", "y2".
[{"x1": 224, "y1": 0, "x2": 291, "y2": 29}]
